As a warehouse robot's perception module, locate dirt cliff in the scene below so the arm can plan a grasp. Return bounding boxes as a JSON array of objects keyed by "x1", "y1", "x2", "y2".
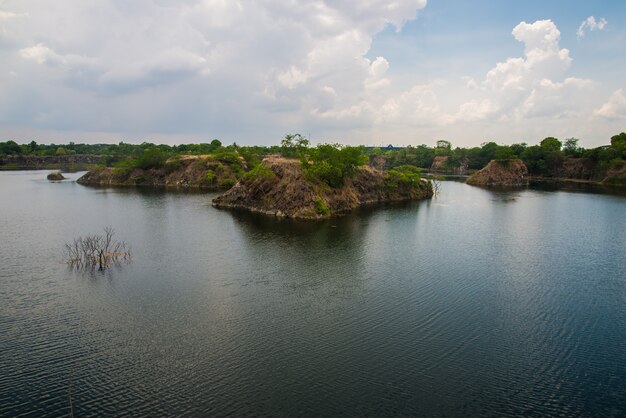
[
  {"x1": 0, "y1": 154, "x2": 102, "y2": 169},
  {"x1": 602, "y1": 161, "x2": 626, "y2": 186},
  {"x1": 212, "y1": 156, "x2": 433, "y2": 219},
  {"x1": 429, "y1": 155, "x2": 469, "y2": 175},
  {"x1": 466, "y1": 159, "x2": 529, "y2": 187}
]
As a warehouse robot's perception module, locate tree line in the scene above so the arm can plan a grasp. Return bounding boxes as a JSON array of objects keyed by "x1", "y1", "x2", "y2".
[
  {"x1": 378, "y1": 134, "x2": 625, "y2": 177},
  {"x1": 1, "y1": 133, "x2": 624, "y2": 179}
]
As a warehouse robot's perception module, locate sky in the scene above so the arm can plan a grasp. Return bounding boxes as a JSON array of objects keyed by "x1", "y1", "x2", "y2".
[{"x1": 0, "y1": 0, "x2": 625, "y2": 148}]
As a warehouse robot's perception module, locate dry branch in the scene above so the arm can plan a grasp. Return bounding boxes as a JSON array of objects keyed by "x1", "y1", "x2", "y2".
[{"x1": 65, "y1": 227, "x2": 131, "y2": 270}]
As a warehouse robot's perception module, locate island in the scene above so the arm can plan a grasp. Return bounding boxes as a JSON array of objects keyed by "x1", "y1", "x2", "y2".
[{"x1": 212, "y1": 155, "x2": 433, "y2": 219}]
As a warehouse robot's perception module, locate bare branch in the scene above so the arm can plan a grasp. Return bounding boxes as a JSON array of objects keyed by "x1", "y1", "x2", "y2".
[{"x1": 65, "y1": 227, "x2": 131, "y2": 270}]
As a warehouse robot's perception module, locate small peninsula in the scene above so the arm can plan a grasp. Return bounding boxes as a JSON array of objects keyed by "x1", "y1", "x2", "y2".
[{"x1": 212, "y1": 155, "x2": 433, "y2": 219}]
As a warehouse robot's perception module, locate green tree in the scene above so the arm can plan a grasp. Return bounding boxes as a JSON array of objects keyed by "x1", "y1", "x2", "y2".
[
  {"x1": 302, "y1": 144, "x2": 367, "y2": 187},
  {"x1": 136, "y1": 147, "x2": 168, "y2": 169},
  {"x1": 540, "y1": 137, "x2": 562, "y2": 152},
  {"x1": 610, "y1": 132, "x2": 626, "y2": 147},
  {"x1": 610, "y1": 132, "x2": 626, "y2": 159},
  {"x1": 563, "y1": 138, "x2": 581, "y2": 157},
  {"x1": 209, "y1": 139, "x2": 222, "y2": 151},
  {"x1": 281, "y1": 133, "x2": 309, "y2": 158},
  {"x1": 494, "y1": 146, "x2": 515, "y2": 161},
  {"x1": 0, "y1": 140, "x2": 22, "y2": 155},
  {"x1": 435, "y1": 140, "x2": 452, "y2": 156},
  {"x1": 510, "y1": 143, "x2": 527, "y2": 157}
]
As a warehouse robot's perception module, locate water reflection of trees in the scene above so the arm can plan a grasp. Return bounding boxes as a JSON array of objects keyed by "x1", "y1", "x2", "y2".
[{"x1": 227, "y1": 202, "x2": 428, "y2": 292}]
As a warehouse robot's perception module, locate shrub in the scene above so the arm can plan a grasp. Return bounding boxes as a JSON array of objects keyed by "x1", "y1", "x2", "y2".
[
  {"x1": 314, "y1": 197, "x2": 330, "y2": 215},
  {"x1": 136, "y1": 147, "x2": 168, "y2": 169},
  {"x1": 112, "y1": 160, "x2": 136, "y2": 179},
  {"x1": 302, "y1": 144, "x2": 367, "y2": 187},
  {"x1": 243, "y1": 164, "x2": 276, "y2": 182},
  {"x1": 213, "y1": 151, "x2": 243, "y2": 168},
  {"x1": 384, "y1": 165, "x2": 422, "y2": 190},
  {"x1": 205, "y1": 170, "x2": 216, "y2": 184},
  {"x1": 304, "y1": 160, "x2": 343, "y2": 188},
  {"x1": 494, "y1": 147, "x2": 516, "y2": 161},
  {"x1": 281, "y1": 133, "x2": 309, "y2": 158},
  {"x1": 218, "y1": 177, "x2": 236, "y2": 189}
]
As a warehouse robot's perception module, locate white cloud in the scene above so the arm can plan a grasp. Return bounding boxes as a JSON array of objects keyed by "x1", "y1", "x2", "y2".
[
  {"x1": 0, "y1": 10, "x2": 19, "y2": 20},
  {"x1": 463, "y1": 76, "x2": 479, "y2": 90},
  {"x1": 1, "y1": 0, "x2": 429, "y2": 137},
  {"x1": 375, "y1": 80, "x2": 446, "y2": 125},
  {"x1": 455, "y1": 19, "x2": 592, "y2": 123},
  {"x1": 453, "y1": 99, "x2": 499, "y2": 122},
  {"x1": 277, "y1": 66, "x2": 309, "y2": 90},
  {"x1": 520, "y1": 77, "x2": 595, "y2": 118},
  {"x1": 0, "y1": 3, "x2": 621, "y2": 147},
  {"x1": 20, "y1": 43, "x2": 59, "y2": 65},
  {"x1": 593, "y1": 89, "x2": 626, "y2": 120},
  {"x1": 577, "y1": 16, "x2": 608, "y2": 39},
  {"x1": 484, "y1": 20, "x2": 572, "y2": 93}
]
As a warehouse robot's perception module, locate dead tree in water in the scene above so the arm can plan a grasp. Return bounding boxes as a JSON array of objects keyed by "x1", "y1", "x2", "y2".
[
  {"x1": 65, "y1": 227, "x2": 131, "y2": 270},
  {"x1": 425, "y1": 176, "x2": 442, "y2": 198}
]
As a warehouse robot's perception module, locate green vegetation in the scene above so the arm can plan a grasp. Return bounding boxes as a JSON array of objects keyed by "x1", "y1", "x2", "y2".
[
  {"x1": 384, "y1": 165, "x2": 423, "y2": 190},
  {"x1": 280, "y1": 133, "x2": 309, "y2": 158},
  {"x1": 300, "y1": 143, "x2": 368, "y2": 187},
  {"x1": 218, "y1": 178, "x2": 236, "y2": 189},
  {"x1": 0, "y1": 138, "x2": 264, "y2": 168},
  {"x1": 135, "y1": 147, "x2": 168, "y2": 169},
  {"x1": 378, "y1": 133, "x2": 625, "y2": 179},
  {"x1": 2, "y1": 131, "x2": 625, "y2": 184},
  {"x1": 0, "y1": 140, "x2": 22, "y2": 155},
  {"x1": 205, "y1": 170, "x2": 216, "y2": 184},
  {"x1": 314, "y1": 197, "x2": 330, "y2": 215},
  {"x1": 243, "y1": 163, "x2": 276, "y2": 182}
]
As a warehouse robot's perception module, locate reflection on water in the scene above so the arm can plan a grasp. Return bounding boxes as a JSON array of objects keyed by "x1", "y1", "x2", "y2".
[
  {"x1": 530, "y1": 179, "x2": 626, "y2": 196},
  {"x1": 0, "y1": 171, "x2": 625, "y2": 416}
]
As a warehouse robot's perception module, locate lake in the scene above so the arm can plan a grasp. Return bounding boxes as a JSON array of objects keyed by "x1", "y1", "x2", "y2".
[{"x1": 1, "y1": 171, "x2": 625, "y2": 416}]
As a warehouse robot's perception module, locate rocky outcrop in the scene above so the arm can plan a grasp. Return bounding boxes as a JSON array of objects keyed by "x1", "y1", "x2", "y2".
[
  {"x1": 212, "y1": 156, "x2": 433, "y2": 219},
  {"x1": 602, "y1": 161, "x2": 626, "y2": 186},
  {"x1": 47, "y1": 171, "x2": 66, "y2": 181},
  {"x1": 529, "y1": 157, "x2": 625, "y2": 186},
  {"x1": 77, "y1": 155, "x2": 242, "y2": 190},
  {"x1": 466, "y1": 159, "x2": 528, "y2": 187},
  {"x1": 369, "y1": 155, "x2": 387, "y2": 171},
  {"x1": 429, "y1": 155, "x2": 468, "y2": 175},
  {"x1": 455, "y1": 157, "x2": 469, "y2": 176},
  {"x1": 0, "y1": 154, "x2": 102, "y2": 169},
  {"x1": 430, "y1": 156, "x2": 448, "y2": 172}
]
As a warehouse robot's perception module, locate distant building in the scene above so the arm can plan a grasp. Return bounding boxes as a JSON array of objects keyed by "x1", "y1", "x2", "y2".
[{"x1": 365, "y1": 144, "x2": 404, "y2": 151}]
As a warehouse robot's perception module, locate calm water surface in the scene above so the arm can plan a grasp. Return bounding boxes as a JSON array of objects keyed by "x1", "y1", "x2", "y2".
[{"x1": 1, "y1": 171, "x2": 625, "y2": 416}]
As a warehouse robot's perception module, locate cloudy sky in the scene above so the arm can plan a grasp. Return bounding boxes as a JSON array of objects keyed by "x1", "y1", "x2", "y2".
[{"x1": 1, "y1": 0, "x2": 625, "y2": 147}]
